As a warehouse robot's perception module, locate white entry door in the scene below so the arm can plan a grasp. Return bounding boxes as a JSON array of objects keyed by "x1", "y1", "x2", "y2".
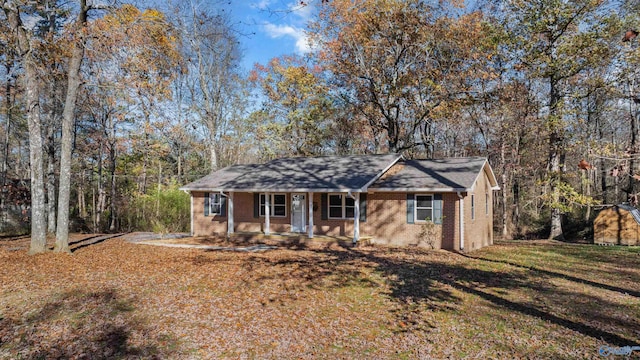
[{"x1": 291, "y1": 194, "x2": 306, "y2": 233}]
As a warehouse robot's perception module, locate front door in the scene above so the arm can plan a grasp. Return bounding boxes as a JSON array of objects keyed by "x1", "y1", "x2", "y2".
[{"x1": 291, "y1": 194, "x2": 306, "y2": 233}]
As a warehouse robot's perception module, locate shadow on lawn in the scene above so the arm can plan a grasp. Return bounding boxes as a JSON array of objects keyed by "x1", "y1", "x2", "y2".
[
  {"x1": 0, "y1": 288, "x2": 176, "y2": 359},
  {"x1": 230, "y1": 243, "x2": 639, "y2": 347},
  {"x1": 348, "y1": 247, "x2": 640, "y2": 347},
  {"x1": 460, "y1": 252, "x2": 640, "y2": 298}
]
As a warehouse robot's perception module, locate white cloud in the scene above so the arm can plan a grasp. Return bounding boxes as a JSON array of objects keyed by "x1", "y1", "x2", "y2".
[
  {"x1": 263, "y1": 22, "x2": 311, "y2": 53},
  {"x1": 251, "y1": 0, "x2": 272, "y2": 10},
  {"x1": 287, "y1": 1, "x2": 315, "y2": 22}
]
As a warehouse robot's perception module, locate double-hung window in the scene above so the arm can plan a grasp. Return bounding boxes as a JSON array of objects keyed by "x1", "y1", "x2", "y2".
[
  {"x1": 209, "y1": 193, "x2": 223, "y2": 215},
  {"x1": 328, "y1": 194, "x2": 355, "y2": 219},
  {"x1": 260, "y1": 193, "x2": 286, "y2": 217},
  {"x1": 415, "y1": 194, "x2": 433, "y2": 222}
]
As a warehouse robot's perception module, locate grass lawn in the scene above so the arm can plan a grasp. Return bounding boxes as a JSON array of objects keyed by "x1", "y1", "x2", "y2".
[{"x1": 0, "y1": 235, "x2": 639, "y2": 359}]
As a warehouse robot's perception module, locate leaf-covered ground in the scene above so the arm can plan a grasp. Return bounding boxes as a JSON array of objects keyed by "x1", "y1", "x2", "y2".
[{"x1": 1, "y1": 234, "x2": 639, "y2": 359}]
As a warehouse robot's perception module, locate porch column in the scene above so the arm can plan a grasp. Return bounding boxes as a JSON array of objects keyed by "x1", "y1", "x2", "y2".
[
  {"x1": 308, "y1": 192, "x2": 314, "y2": 238},
  {"x1": 190, "y1": 193, "x2": 194, "y2": 236},
  {"x1": 353, "y1": 192, "x2": 360, "y2": 243},
  {"x1": 457, "y1": 192, "x2": 464, "y2": 251},
  {"x1": 265, "y1": 192, "x2": 271, "y2": 235},
  {"x1": 227, "y1": 192, "x2": 234, "y2": 235}
]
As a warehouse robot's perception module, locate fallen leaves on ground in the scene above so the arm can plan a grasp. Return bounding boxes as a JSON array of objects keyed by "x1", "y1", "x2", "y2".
[{"x1": 0, "y1": 235, "x2": 639, "y2": 359}]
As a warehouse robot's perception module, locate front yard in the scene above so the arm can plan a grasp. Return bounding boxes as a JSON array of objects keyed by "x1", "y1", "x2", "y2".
[{"x1": 0, "y1": 235, "x2": 639, "y2": 359}]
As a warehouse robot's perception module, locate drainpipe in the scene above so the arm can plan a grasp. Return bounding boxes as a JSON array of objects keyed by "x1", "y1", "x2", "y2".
[
  {"x1": 457, "y1": 192, "x2": 464, "y2": 251},
  {"x1": 348, "y1": 191, "x2": 360, "y2": 244}
]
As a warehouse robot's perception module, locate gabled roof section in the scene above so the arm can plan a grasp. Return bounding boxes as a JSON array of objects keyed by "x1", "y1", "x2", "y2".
[
  {"x1": 369, "y1": 157, "x2": 499, "y2": 192},
  {"x1": 180, "y1": 153, "x2": 402, "y2": 192},
  {"x1": 179, "y1": 164, "x2": 257, "y2": 192}
]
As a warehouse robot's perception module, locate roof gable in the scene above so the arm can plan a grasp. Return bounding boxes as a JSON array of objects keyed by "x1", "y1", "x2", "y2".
[{"x1": 370, "y1": 157, "x2": 498, "y2": 192}]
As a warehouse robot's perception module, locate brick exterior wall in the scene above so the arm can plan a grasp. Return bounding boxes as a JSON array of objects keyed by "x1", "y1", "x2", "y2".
[
  {"x1": 190, "y1": 169, "x2": 495, "y2": 251},
  {"x1": 192, "y1": 191, "x2": 227, "y2": 236},
  {"x1": 462, "y1": 169, "x2": 494, "y2": 251}
]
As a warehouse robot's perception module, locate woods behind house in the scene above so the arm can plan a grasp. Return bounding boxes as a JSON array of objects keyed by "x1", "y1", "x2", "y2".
[{"x1": 1, "y1": 0, "x2": 639, "y2": 252}]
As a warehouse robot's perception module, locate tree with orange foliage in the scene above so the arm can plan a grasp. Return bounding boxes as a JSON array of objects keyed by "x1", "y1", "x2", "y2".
[
  {"x1": 250, "y1": 55, "x2": 334, "y2": 158},
  {"x1": 309, "y1": 0, "x2": 497, "y2": 155}
]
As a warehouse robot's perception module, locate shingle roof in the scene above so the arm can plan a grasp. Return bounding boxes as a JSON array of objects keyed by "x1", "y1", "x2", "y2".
[
  {"x1": 180, "y1": 154, "x2": 402, "y2": 192},
  {"x1": 369, "y1": 157, "x2": 497, "y2": 192},
  {"x1": 181, "y1": 155, "x2": 499, "y2": 193}
]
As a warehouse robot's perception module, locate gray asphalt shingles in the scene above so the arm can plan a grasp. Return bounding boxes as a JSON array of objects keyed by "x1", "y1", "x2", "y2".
[
  {"x1": 181, "y1": 154, "x2": 401, "y2": 192},
  {"x1": 370, "y1": 157, "x2": 490, "y2": 191},
  {"x1": 181, "y1": 155, "x2": 494, "y2": 193}
]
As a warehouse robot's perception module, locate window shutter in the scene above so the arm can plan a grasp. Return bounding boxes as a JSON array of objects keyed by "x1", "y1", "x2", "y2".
[
  {"x1": 253, "y1": 193, "x2": 259, "y2": 218},
  {"x1": 204, "y1": 192, "x2": 210, "y2": 216},
  {"x1": 221, "y1": 195, "x2": 227, "y2": 217},
  {"x1": 359, "y1": 193, "x2": 367, "y2": 222},
  {"x1": 406, "y1": 193, "x2": 414, "y2": 224},
  {"x1": 321, "y1": 193, "x2": 328, "y2": 220},
  {"x1": 433, "y1": 194, "x2": 443, "y2": 224}
]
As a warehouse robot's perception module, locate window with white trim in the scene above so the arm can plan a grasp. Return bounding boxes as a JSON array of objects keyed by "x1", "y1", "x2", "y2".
[
  {"x1": 328, "y1": 194, "x2": 355, "y2": 219},
  {"x1": 471, "y1": 194, "x2": 475, "y2": 220},
  {"x1": 415, "y1": 194, "x2": 433, "y2": 222},
  {"x1": 486, "y1": 193, "x2": 489, "y2": 215},
  {"x1": 209, "y1": 193, "x2": 222, "y2": 215},
  {"x1": 260, "y1": 193, "x2": 286, "y2": 217}
]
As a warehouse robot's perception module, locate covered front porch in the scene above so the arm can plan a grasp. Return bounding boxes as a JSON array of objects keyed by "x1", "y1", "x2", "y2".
[{"x1": 193, "y1": 191, "x2": 365, "y2": 243}]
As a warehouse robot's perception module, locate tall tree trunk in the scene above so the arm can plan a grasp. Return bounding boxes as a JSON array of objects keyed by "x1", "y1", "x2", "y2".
[
  {"x1": 26, "y1": 64, "x2": 46, "y2": 253},
  {"x1": 501, "y1": 140, "x2": 509, "y2": 238},
  {"x1": 139, "y1": 100, "x2": 150, "y2": 194},
  {"x1": 209, "y1": 143, "x2": 218, "y2": 171},
  {"x1": 78, "y1": 168, "x2": 86, "y2": 218},
  {"x1": 583, "y1": 169, "x2": 591, "y2": 221},
  {"x1": 3, "y1": 3, "x2": 47, "y2": 253},
  {"x1": 96, "y1": 145, "x2": 104, "y2": 231},
  {"x1": 156, "y1": 161, "x2": 161, "y2": 218},
  {"x1": 46, "y1": 124, "x2": 56, "y2": 234},
  {"x1": 1, "y1": 61, "x2": 13, "y2": 231},
  {"x1": 177, "y1": 146, "x2": 182, "y2": 183},
  {"x1": 55, "y1": 0, "x2": 87, "y2": 253},
  {"x1": 108, "y1": 142, "x2": 116, "y2": 232},
  {"x1": 548, "y1": 77, "x2": 564, "y2": 240}
]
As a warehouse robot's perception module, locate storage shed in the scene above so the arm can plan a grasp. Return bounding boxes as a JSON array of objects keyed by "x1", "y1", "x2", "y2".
[{"x1": 593, "y1": 204, "x2": 640, "y2": 245}]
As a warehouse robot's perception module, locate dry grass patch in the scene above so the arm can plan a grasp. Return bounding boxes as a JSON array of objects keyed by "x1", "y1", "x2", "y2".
[{"x1": 0, "y1": 236, "x2": 639, "y2": 359}]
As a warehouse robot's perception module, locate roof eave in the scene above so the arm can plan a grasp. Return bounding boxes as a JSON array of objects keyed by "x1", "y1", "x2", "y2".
[
  {"x1": 369, "y1": 187, "x2": 470, "y2": 193},
  {"x1": 180, "y1": 188, "x2": 364, "y2": 193}
]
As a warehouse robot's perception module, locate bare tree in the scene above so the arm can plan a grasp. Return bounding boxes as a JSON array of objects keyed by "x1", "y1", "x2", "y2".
[{"x1": 175, "y1": 2, "x2": 243, "y2": 170}]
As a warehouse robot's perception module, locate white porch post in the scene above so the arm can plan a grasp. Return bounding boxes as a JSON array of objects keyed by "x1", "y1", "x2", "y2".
[
  {"x1": 353, "y1": 192, "x2": 360, "y2": 243},
  {"x1": 457, "y1": 192, "x2": 464, "y2": 251},
  {"x1": 190, "y1": 193, "x2": 194, "y2": 236},
  {"x1": 265, "y1": 192, "x2": 271, "y2": 235},
  {"x1": 308, "y1": 192, "x2": 314, "y2": 238},
  {"x1": 227, "y1": 192, "x2": 234, "y2": 235}
]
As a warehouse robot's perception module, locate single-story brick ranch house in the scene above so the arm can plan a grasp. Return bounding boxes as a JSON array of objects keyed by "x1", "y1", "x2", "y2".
[{"x1": 180, "y1": 154, "x2": 499, "y2": 251}]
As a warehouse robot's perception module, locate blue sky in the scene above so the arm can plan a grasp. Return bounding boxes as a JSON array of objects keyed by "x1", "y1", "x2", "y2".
[{"x1": 222, "y1": 1, "x2": 317, "y2": 70}]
